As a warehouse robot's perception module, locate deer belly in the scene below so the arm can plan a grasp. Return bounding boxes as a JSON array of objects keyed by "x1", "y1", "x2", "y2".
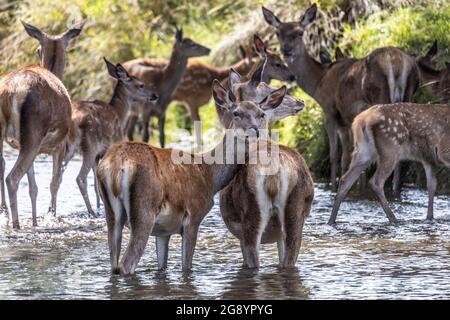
[{"x1": 151, "y1": 206, "x2": 183, "y2": 236}]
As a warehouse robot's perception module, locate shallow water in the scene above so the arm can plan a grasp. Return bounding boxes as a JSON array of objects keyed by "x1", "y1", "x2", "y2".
[{"x1": 1, "y1": 145, "x2": 450, "y2": 299}]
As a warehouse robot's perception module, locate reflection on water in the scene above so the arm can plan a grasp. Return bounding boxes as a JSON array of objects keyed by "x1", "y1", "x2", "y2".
[{"x1": 1, "y1": 146, "x2": 450, "y2": 299}]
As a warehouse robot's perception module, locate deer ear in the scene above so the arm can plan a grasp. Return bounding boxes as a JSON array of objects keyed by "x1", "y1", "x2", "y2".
[
  {"x1": 335, "y1": 47, "x2": 345, "y2": 61},
  {"x1": 62, "y1": 21, "x2": 84, "y2": 45},
  {"x1": 262, "y1": 7, "x2": 281, "y2": 29},
  {"x1": 104, "y1": 57, "x2": 119, "y2": 79},
  {"x1": 115, "y1": 63, "x2": 131, "y2": 81},
  {"x1": 228, "y1": 68, "x2": 241, "y2": 88},
  {"x1": 319, "y1": 48, "x2": 332, "y2": 64},
  {"x1": 300, "y1": 3, "x2": 318, "y2": 27},
  {"x1": 249, "y1": 56, "x2": 267, "y2": 90},
  {"x1": 21, "y1": 20, "x2": 45, "y2": 42},
  {"x1": 426, "y1": 40, "x2": 438, "y2": 58},
  {"x1": 175, "y1": 27, "x2": 183, "y2": 42},
  {"x1": 239, "y1": 45, "x2": 247, "y2": 59},
  {"x1": 213, "y1": 79, "x2": 231, "y2": 110},
  {"x1": 260, "y1": 86, "x2": 286, "y2": 110},
  {"x1": 253, "y1": 35, "x2": 266, "y2": 57}
]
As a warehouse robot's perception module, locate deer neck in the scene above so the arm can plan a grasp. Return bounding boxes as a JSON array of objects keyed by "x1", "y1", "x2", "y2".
[
  {"x1": 160, "y1": 45, "x2": 188, "y2": 100},
  {"x1": 289, "y1": 43, "x2": 327, "y2": 98},
  {"x1": 109, "y1": 81, "x2": 132, "y2": 129},
  {"x1": 200, "y1": 132, "x2": 248, "y2": 194}
]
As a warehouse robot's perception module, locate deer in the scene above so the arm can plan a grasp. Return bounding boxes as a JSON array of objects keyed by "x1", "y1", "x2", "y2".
[
  {"x1": 125, "y1": 35, "x2": 294, "y2": 147},
  {"x1": 416, "y1": 41, "x2": 450, "y2": 103},
  {"x1": 329, "y1": 102, "x2": 450, "y2": 225},
  {"x1": 0, "y1": 20, "x2": 83, "y2": 229},
  {"x1": 217, "y1": 35, "x2": 300, "y2": 128},
  {"x1": 63, "y1": 58, "x2": 158, "y2": 216},
  {"x1": 96, "y1": 76, "x2": 287, "y2": 275},
  {"x1": 218, "y1": 61, "x2": 314, "y2": 269},
  {"x1": 263, "y1": 3, "x2": 419, "y2": 192},
  {"x1": 123, "y1": 45, "x2": 254, "y2": 140},
  {"x1": 122, "y1": 28, "x2": 210, "y2": 147}
]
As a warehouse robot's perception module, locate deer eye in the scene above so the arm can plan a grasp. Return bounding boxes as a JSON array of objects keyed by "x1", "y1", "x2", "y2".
[
  {"x1": 139, "y1": 84, "x2": 144, "y2": 89},
  {"x1": 233, "y1": 111, "x2": 240, "y2": 117},
  {"x1": 260, "y1": 113, "x2": 265, "y2": 118}
]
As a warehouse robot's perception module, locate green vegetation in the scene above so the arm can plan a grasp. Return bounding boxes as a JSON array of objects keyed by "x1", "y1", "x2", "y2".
[{"x1": 1, "y1": 0, "x2": 449, "y2": 183}]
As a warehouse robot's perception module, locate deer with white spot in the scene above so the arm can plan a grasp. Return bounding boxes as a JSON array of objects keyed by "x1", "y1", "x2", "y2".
[
  {"x1": 0, "y1": 20, "x2": 83, "y2": 229},
  {"x1": 96, "y1": 76, "x2": 287, "y2": 275},
  {"x1": 63, "y1": 59, "x2": 158, "y2": 216},
  {"x1": 263, "y1": 4, "x2": 419, "y2": 192},
  {"x1": 330, "y1": 102, "x2": 450, "y2": 225},
  {"x1": 218, "y1": 64, "x2": 313, "y2": 269}
]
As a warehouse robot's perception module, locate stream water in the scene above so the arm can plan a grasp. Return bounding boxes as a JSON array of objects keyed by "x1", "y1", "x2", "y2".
[{"x1": 1, "y1": 145, "x2": 450, "y2": 299}]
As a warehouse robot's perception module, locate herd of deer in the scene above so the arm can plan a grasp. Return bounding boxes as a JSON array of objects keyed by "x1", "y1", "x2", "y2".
[{"x1": 0, "y1": 4, "x2": 449, "y2": 275}]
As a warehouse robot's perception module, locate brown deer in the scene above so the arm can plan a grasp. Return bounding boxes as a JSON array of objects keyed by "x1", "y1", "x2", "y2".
[
  {"x1": 123, "y1": 45, "x2": 253, "y2": 145},
  {"x1": 217, "y1": 36, "x2": 301, "y2": 128},
  {"x1": 63, "y1": 58, "x2": 158, "y2": 216},
  {"x1": 263, "y1": 4, "x2": 419, "y2": 192},
  {"x1": 122, "y1": 28, "x2": 210, "y2": 146},
  {"x1": 96, "y1": 78, "x2": 287, "y2": 275},
  {"x1": 417, "y1": 41, "x2": 450, "y2": 102},
  {"x1": 0, "y1": 20, "x2": 83, "y2": 229},
  {"x1": 218, "y1": 66, "x2": 314, "y2": 269},
  {"x1": 329, "y1": 102, "x2": 450, "y2": 225}
]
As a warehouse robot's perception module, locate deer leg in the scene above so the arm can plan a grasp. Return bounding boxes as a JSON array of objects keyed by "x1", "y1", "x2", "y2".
[
  {"x1": 324, "y1": 115, "x2": 338, "y2": 192},
  {"x1": 282, "y1": 215, "x2": 305, "y2": 268},
  {"x1": 339, "y1": 127, "x2": 352, "y2": 174},
  {"x1": 141, "y1": 108, "x2": 152, "y2": 143},
  {"x1": 92, "y1": 166, "x2": 101, "y2": 211},
  {"x1": 6, "y1": 146, "x2": 40, "y2": 229},
  {"x1": 125, "y1": 113, "x2": 138, "y2": 141},
  {"x1": 181, "y1": 220, "x2": 200, "y2": 271},
  {"x1": 369, "y1": 158, "x2": 399, "y2": 224},
  {"x1": 120, "y1": 218, "x2": 154, "y2": 275},
  {"x1": 27, "y1": 164, "x2": 38, "y2": 227},
  {"x1": 241, "y1": 206, "x2": 265, "y2": 269},
  {"x1": 392, "y1": 163, "x2": 402, "y2": 194},
  {"x1": 99, "y1": 180, "x2": 126, "y2": 274},
  {"x1": 188, "y1": 105, "x2": 203, "y2": 148},
  {"x1": 77, "y1": 152, "x2": 96, "y2": 216},
  {"x1": 158, "y1": 115, "x2": 166, "y2": 148},
  {"x1": 277, "y1": 239, "x2": 286, "y2": 266},
  {"x1": 0, "y1": 141, "x2": 8, "y2": 217},
  {"x1": 48, "y1": 148, "x2": 65, "y2": 216},
  {"x1": 423, "y1": 162, "x2": 437, "y2": 220},
  {"x1": 156, "y1": 235, "x2": 171, "y2": 271},
  {"x1": 329, "y1": 151, "x2": 372, "y2": 225}
]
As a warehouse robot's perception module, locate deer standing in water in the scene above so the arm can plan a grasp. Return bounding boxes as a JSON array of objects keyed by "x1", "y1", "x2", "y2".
[
  {"x1": 330, "y1": 102, "x2": 450, "y2": 225},
  {"x1": 0, "y1": 21, "x2": 83, "y2": 229},
  {"x1": 63, "y1": 59, "x2": 158, "y2": 216},
  {"x1": 96, "y1": 75, "x2": 287, "y2": 275},
  {"x1": 416, "y1": 41, "x2": 450, "y2": 102},
  {"x1": 122, "y1": 28, "x2": 210, "y2": 146},
  {"x1": 218, "y1": 63, "x2": 313, "y2": 269},
  {"x1": 124, "y1": 45, "x2": 254, "y2": 142},
  {"x1": 263, "y1": 4, "x2": 419, "y2": 192}
]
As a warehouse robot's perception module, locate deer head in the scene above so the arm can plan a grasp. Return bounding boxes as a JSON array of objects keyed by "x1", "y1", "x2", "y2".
[
  {"x1": 174, "y1": 27, "x2": 211, "y2": 58},
  {"x1": 217, "y1": 66, "x2": 304, "y2": 129},
  {"x1": 253, "y1": 35, "x2": 295, "y2": 82},
  {"x1": 262, "y1": 4, "x2": 317, "y2": 61},
  {"x1": 418, "y1": 40, "x2": 438, "y2": 68},
  {"x1": 21, "y1": 20, "x2": 84, "y2": 79},
  {"x1": 104, "y1": 58, "x2": 158, "y2": 104},
  {"x1": 212, "y1": 79, "x2": 286, "y2": 138}
]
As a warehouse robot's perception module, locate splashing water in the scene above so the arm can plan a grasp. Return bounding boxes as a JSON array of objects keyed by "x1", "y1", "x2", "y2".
[{"x1": 1, "y1": 145, "x2": 450, "y2": 299}]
